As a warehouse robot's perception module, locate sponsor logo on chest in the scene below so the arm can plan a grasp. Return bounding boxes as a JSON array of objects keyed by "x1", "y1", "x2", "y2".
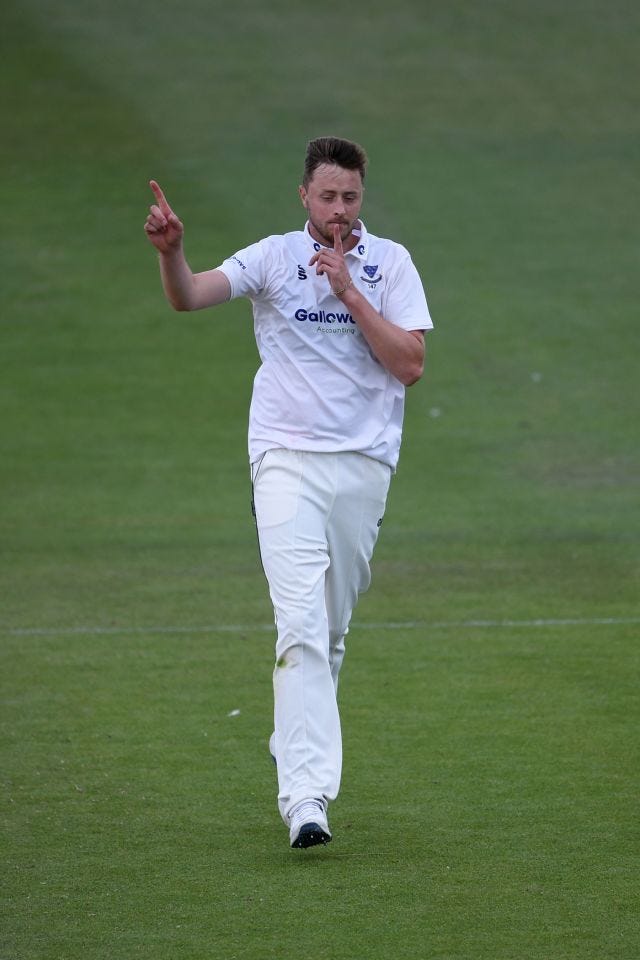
[{"x1": 294, "y1": 307, "x2": 355, "y2": 325}]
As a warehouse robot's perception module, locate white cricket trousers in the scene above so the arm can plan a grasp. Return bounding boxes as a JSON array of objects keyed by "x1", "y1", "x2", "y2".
[{"x1": 252, "y1": 448, "x2": 391, "y2": 825}]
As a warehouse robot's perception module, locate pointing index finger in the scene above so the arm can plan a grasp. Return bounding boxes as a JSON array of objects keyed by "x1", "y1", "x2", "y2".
[
  {"x1": 150, "y1": 179, "x2": 171, "y2": 215},
  {"x1": 333, "y1": 223, "x2": 344, "y2": 255}
]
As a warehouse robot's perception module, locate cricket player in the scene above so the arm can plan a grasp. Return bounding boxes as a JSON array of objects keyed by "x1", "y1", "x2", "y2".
[{"x1": 144, "y1": 137, "x2": 433, "y2": 848}]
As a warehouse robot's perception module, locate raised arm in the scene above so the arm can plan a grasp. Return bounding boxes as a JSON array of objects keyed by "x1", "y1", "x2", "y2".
[{"x1": 144, "y1": 180, "x2": 230, "y2": 311}]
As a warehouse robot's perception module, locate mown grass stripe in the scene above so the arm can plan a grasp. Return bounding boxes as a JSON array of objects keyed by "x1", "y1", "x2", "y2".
[{"x1": 4, "y1": 615, "x2": 639, "y2": 637}]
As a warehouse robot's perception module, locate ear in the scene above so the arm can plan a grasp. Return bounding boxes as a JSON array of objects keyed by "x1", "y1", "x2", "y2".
[{"x1": 298, "y1": 185, "x2": 308, "y2": 209}]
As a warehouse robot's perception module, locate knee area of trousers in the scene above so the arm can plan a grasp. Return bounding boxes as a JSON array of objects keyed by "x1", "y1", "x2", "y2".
[{"x1": 274, "y1": 638, "x2": 330, "y2": 670}]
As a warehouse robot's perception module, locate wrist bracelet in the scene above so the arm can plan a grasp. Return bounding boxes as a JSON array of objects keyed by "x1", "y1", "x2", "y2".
[{"x1": 335, "y1": 277, "x2": 353, "y2": 297}]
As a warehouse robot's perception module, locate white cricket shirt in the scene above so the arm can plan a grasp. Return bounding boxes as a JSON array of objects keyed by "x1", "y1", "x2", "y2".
[{"x1": 216, "y1": 220, "x2": 433, "y2": 470}]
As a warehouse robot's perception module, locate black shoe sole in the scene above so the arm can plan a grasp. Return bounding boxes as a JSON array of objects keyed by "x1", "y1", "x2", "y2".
[{"x1": 291, "y1": 822, "x2": 332, "y2": 849}]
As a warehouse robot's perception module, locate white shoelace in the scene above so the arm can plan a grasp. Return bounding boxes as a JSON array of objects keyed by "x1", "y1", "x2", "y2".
[{"x1": 290, "y1": 799, "x2": 324, "y2": 827}]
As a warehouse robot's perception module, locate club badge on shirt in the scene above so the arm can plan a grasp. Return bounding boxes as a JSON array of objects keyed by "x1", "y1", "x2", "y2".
[{"x1": 361, "y1": 264, "x2": 382, "y2": 287}]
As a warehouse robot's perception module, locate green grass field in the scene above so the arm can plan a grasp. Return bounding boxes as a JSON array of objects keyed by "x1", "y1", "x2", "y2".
[{"x1": 2, "y1": 1, "x2": 639, "y2": 957}]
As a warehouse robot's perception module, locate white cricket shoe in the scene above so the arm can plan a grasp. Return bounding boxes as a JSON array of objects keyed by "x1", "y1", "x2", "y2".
[{"x1": 289, "y1": 799, "x2": 332, "y2": 849}]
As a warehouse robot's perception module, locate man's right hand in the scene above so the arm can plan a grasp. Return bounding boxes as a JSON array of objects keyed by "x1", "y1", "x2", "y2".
[{"x1": 144, "y1": 180, "x2": 184, "y2": 253}]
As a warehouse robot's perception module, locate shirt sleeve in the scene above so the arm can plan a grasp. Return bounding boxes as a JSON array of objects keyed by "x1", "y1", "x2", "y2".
[
  {"x1": 383, "y1": 251, "x2": 433, "y2": 332},
  {"x1": 215, "y1": 238, "x2": 271, "y2": 300}
]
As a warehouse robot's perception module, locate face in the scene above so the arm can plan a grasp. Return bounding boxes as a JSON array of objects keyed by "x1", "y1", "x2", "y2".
[{"x1": 299, "y1": 163, "x2": 363, "y2": 248}]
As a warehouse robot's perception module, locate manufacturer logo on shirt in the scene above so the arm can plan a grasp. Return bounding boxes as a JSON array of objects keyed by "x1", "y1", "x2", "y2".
[{"x1": 297, "y1": 265, "x2": 308, "y2": 280}]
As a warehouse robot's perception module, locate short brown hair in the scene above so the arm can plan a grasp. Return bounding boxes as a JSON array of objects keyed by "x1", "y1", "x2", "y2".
[{"x1": 302, "y1": 137, "x2": 368, "y2": 187}]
